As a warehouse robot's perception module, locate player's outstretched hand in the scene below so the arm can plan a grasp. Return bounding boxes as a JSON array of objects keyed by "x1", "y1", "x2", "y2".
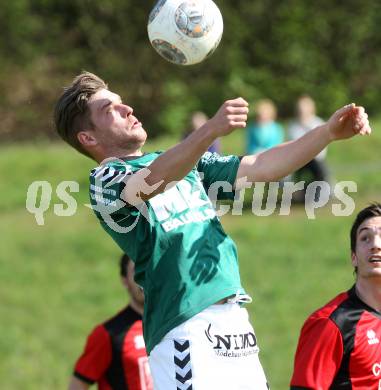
[
  {"x1": 207, "y1": 97, "x2": 249, "y2": 137},
  {"x1": 327, "y1": 103, "x2": 372, "y2": 141}
]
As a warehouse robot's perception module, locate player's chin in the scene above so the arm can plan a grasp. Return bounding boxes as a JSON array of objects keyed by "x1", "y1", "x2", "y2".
[
  {"x1": 138, "y1": 127, "x2": 148, "y2": 140},
  {"x1": 134, "y1": 128, "x2": 148, "y2": 144},
  {"x1": 367, "y1": 269, "x2": 381, "y2": 278},
  {"x1": 127, "y1": 125, "x2": 147, "y2": 138}
]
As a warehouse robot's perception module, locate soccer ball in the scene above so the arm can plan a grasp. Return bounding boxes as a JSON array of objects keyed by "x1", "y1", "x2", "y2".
[{"x1": 147, "y1": 0, "x2": 223, "y2": 66}]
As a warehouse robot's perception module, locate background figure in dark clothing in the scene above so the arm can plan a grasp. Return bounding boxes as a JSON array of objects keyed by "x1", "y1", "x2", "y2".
[{"x1": 288, "y1": 95, "x2": 331, "y2": 202}]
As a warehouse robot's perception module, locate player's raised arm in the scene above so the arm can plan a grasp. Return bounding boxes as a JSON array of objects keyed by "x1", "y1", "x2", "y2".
[
  {"x1": 235, "y1": 103, "x2": 371, "y2": 188},
  {"x1": 123, "y1": 98, "x2": 249, "y2": 204}
]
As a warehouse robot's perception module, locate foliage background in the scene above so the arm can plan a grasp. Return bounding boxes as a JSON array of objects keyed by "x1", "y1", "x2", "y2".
[{"x1": 1, "y1": 0, "x2": 381, "y2": 141}]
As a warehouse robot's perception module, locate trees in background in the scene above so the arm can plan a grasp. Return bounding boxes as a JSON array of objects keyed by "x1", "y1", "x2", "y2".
[{"x1": 1, "y1": 0, "x2": 380, "y2": 141}]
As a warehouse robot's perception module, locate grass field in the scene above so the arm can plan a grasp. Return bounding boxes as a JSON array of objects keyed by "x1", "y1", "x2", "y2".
[{"x1": 0, "y1": 122, "x2": 380, "y2": 389}]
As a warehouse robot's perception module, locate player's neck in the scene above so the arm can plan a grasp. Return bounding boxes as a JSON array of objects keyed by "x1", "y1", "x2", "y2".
[
  {"x1": 93, "y1": 144, "x2": 144, "y2": 163},
  {"x1": 102, "y1": 148, "x2": 143, "y2": 162},
  {"x1": 129, "y1": 299, "x2": 144, "y2": 316},
  {"x1": 355, "y1": 279, "x2": 381, "y2": 312}
]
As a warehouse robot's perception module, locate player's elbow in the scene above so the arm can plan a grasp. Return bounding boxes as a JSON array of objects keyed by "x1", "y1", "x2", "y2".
[
  {"x1": 250, "y1": 154, "x2": 283, "y2": 183},
  {"x1": 121, "y1": 169, "x2": 166, "y2": 204}
]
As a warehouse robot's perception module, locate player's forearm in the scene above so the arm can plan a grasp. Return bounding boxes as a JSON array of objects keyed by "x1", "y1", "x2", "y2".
[
  {"x1": 239, "y1": 124, "x2": 331, "y2": 183},
  {"x1": 150, "y1": 123, "x2": 216, "y2": 184},
  {"x1": 139, "y1": 97, "x2": 249, "y2": 199},
  {"x1": 125, "y1": 123, "x2": 217, "y2": 202},
  {"x1": 123, "y1": 98, "x2": 248, "y2": 203}
]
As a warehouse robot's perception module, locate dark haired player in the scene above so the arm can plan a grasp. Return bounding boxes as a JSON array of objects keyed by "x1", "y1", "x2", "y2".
[
  {"x1": 68, "y1": 255, "x2": 153, "y2": 390},
  {"x1": 291, "y1": 203, "x2": 381, "y2": 389}
]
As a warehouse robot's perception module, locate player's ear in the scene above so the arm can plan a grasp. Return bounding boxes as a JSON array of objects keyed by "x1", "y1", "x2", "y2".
[
  {"x1": 77, "y1": 130, "x2": 97, "y2": 147},
  {"x1": 351, "y1": 252, "x2": 358, "y2": 267}
]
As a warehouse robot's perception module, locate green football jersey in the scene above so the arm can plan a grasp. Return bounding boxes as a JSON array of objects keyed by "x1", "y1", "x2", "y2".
[{"x1": 89, "y1": 152, "x2": 245, "y2": 354}]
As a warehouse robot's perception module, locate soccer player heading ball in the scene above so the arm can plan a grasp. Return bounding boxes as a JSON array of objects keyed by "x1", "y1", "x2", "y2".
[{"x1": 55, "y1": 72, "x2": 371, "y2": 389}]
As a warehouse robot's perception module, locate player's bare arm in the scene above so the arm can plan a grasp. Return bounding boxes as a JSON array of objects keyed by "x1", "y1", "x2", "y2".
[
  {"x1": 235, "y1": 104, "x2": 371, "y2": 188},
  {"x1": 122, "y1": 98, "x2": 249, "y2": 204}
]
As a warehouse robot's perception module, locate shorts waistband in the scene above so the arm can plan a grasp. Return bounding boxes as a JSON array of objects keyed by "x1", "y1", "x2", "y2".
[{"x1": 215, "y1": 293, "x2": 252, "y2": 305}]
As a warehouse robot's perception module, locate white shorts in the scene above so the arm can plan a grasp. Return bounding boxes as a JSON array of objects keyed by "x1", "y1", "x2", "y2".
[{"x1": 149, "y1": 300, "x2": 269, "y2": 390}]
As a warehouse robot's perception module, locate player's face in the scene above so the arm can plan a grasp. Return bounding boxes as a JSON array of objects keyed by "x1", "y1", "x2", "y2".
[
  {"x1": 87, "y1": 88, "x2": 147, "y2": 150},
  {"x1": 352, "y1": 216, "x2": 381, "y2": 279},
  {"x1": 297, "y1": 98, "x2": 315, "y2": 118},
  {"x1": 124, "y1": 261, "x2": 145, "y2": 306},
  {"x1": 257, "y1": 104, "x2": 275, "y2": 123}
]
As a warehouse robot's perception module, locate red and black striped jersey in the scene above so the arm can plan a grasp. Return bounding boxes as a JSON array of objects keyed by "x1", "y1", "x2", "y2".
[
  {"x1": 74, "y1": 306, "x2": 153, "y2": 390},
  {"x1": 290, "y1": 285, "x2": 381, "y2": 389}
]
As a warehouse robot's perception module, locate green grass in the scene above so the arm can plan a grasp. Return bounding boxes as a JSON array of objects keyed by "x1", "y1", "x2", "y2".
[
  {"x1": 0, "y1": 121, "x2": 380, "y2": 389},
  {"x1": 226, "y1": 211, "x2": 355, "y2": 386}
]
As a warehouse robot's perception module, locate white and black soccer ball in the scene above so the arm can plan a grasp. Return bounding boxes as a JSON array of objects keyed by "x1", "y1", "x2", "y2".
[{"x1": 147, "y1": 0, "x2": 223, "y2": 66}]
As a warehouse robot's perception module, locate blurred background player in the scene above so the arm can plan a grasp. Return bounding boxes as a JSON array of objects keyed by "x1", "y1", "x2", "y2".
[
  {"x1": 68, "y1": 254, "x2": 153, "y2": 390},
  {"x1": 184, "y1": 111, "x2": 221, "y2": 153},
  {"x1": 288, "y1": 95, "x2": 331, "y2": 202},
  {"x1": 290, "y1": 203, "x2": 381, "y2": 389},
  {"x1": 245, "y1": 99, "x2": 284, "y2": 154}
]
